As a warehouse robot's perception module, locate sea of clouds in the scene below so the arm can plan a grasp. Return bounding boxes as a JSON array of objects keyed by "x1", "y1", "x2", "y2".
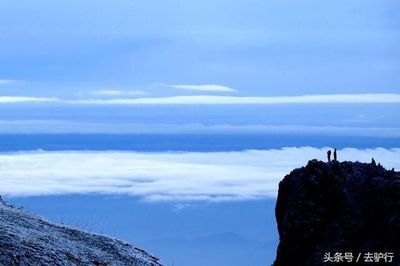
[{"x1": 1, "y1": 147, "x2": 399, "y2": 202}]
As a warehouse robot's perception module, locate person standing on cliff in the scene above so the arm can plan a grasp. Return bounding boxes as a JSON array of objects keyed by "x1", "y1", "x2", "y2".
[
  {"x1": 333, "y1": 148, "x2": 337, "y2": 161},
  {"x1": 327, "y1": 150, "x2": 332, "y2": 162}
]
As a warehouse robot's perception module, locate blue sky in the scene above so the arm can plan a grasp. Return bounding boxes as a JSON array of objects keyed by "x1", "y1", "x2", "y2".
[
  {"x1": 0, "y1": 0, "x2": 399, "y2": 133},
  {"x1": 1, "y1": 0, "x2": 399, "y2": 95}
]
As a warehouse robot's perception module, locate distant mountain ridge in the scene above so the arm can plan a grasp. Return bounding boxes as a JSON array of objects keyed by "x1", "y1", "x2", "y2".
[
  {"x1": 0, "y1": 196, "x2": 162, "y2": 266},
  {"x1": 273, "y1": 160, "x2": 400, "y2": 265}
]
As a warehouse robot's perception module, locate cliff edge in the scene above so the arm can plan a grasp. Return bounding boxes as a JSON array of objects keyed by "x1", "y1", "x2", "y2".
[
  {"x1": 274, "y1": 160, "x2": 400, "y2": 265},
  {"x1": 0, "y1": 197, "x2": 162, "y2": 266}
]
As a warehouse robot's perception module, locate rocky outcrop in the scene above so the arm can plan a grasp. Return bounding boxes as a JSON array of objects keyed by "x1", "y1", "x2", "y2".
[
  {"x1": 274, "y1": 160, "x2": 400, "y2": 266},
  {"x1": 0, "y1": 197, "x2": 162, "y2": 266}
]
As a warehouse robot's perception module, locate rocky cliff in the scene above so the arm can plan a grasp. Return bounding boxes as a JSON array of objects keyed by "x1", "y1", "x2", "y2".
[
  {"x1": 274, "y1": 160, "x2": 400, "y2": 266},
  {"x1": 0, "y1": 197, "x2": 162, "y2": 266}
]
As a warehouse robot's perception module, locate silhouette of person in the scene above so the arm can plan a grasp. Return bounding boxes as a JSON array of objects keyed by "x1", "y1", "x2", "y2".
[
  {"x1": 371, "y1": 158, "x2": 376, "y2": 166},
  {"x1": 333, "y1": 148, "x2": 337, "y2": 161},
  {"x1": 327, "y1": 150, "x2": 332, "y2": 162}
]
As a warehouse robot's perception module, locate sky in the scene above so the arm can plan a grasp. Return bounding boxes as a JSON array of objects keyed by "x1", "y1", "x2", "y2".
[
  {"x1": 0, "y1": 0, "x2": 399, "y2": 194},
  {"x1": 0, "y1": 1, "x2": 399, "y2": 134},
  {"x1": 0, "y1": 0, "x2": 398, "y2": 199},
  {"x1": 0, "y1": 0, "x2": 399, "y2": 98}
]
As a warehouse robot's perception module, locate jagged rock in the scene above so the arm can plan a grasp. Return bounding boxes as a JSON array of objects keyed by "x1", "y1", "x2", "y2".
[
  {"x1": 273, "y1": 160, "x2": 400, "y2": 266},
  {"x1": 0, "y1": 196, "x2": 162, "y2": 266}
]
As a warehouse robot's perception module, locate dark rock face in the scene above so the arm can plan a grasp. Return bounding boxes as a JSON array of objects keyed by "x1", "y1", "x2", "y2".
[
  {"x1": 273, "y1": 160, "x2": 400, "y2": 266},
  {"x1": 0, "y1": 197, "x2": 162, "y2": 266}
]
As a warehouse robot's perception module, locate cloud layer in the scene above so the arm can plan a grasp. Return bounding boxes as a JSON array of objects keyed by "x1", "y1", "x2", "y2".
[
  {"x1": 1, "y1": 94, "x2": 400, "y2": 105},
  {"x1": 1, "y1": 148, "x2": 399, "y2": 201},
  {"x1": 1, "y1": 121, "x2": 400, "y2": 137},
  {"x1": 0, "y1": 79, "x2": 19, "y2": 85},
  {"x1": 69, "y1": 94, "x2": 400, "y2": 105},
  {"x1": 0, "y1": 96, "x2": 59, "y2": 103},
  {"x1": 166, "y1": 84, "x2": 237, "y2": 92},
  {"x1": 89, "y1": 90, "x2": 146, "y2": 96}
]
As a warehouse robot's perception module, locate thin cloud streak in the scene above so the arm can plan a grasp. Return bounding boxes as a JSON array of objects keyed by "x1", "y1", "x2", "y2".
[
  {"x1": 90, "y1": 90, "x2": 147, "y2": 96},
  {"x1": 1, "y1": 94, "x2": 400, "y2": 105},
  {"x1": 0, "y1": 96, "x2": 59, "y2": 103},
  {"x1": 0, "y1": 79, "x2": 20, "y2": 85},
  {"x1": 0, "y1": 120, "x2": 400, "y2": 137},
  {"x1": 165, "y1": 84, "x2": 237, "y2": 92},
  {"x1": 1, "y1": 148, "x2": 399, "y2": 201},
  {"x1": 68, "y1": 94, "x2": 400, "y2": 105}
]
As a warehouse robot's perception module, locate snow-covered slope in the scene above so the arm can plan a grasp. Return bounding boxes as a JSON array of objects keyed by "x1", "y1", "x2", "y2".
[{"x1": 0, "y1": 196, "x2": 162, "y2": 266}]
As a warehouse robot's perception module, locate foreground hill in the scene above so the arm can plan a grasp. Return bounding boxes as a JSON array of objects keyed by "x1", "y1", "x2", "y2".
[
  {"x1": 274, "y1": 160, "x2": 399, "y2": 265},
  {"x1": 0, "y1": 197, "x2": 162, "y2": 266}
]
